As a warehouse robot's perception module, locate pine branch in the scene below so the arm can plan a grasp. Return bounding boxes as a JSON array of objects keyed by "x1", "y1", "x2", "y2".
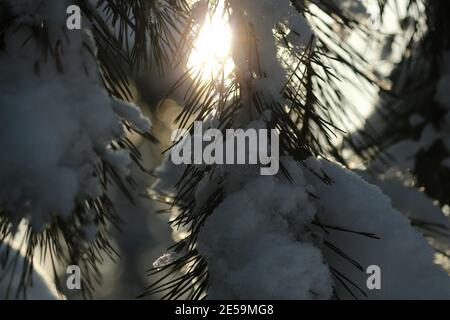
[
  {"x1": 144, "y1": 0, "x2": 379, "y2": 300},
  {"x1": 0, "y1": 0, "x2": 190, "y2": 298}
]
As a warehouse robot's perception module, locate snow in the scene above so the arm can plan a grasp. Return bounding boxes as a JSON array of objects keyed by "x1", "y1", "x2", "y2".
[
  {"x1": 373, "y1": 52, "x2": 450, "y2": 174},
  {"x1": 111, "y1": 99, "x2": 151, "y2": 133},
  {"x1": 228, "y1": 0, "x2": 312, "y2": 96},
  {"x1": 366, "y1": 49, "x2": 450, "y2": 203},
  {"x1": 154, "y1": 153, "x2": 450, "y2": 299},
  {"x1": 0, "y1": 241, "x2": 61, "y2": 300},
  {"x1": 358, "y1": 169, "x2": 449, "y2": 228},
  {"x1": 341, "y1": 48, "x2": 450, "y2": 290},
  {"x1": 0, "y1": 0, "x2": 150, "y2": 231},
  {"x1": 306, "y1": 158, "x2": 450, "y2": 299},
  {"x1": 153, "y1": 252, "x2": 179, "y2": 269},
  {"x1": 197, "y1": 165, "x2": 333, "y2": 299}
]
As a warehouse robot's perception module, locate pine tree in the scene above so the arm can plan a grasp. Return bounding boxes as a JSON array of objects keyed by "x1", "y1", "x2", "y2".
[
  {"x1": 346, "y1": 0, "x2": 450, "y2": 249},
  {"x1": 0, "y1": 0, "x2": 449, "y2": 300},
  {"x1": 0, "y1": 0, "x2": 187, "y2": 298},
  {"x1": 143, "y1": 0, "x2": 450, "y2": 299},
  {"x1": 349, "y1": 0, "x2": 450, "y2": 205}
]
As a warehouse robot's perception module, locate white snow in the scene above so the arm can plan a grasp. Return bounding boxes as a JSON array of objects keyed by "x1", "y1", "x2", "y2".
[
  {"x1": 154, "y1": 154, "x2": 450, "y2": 299},
  {"x1": 197, "y1": 164, "x2": 333, "y2": 299},
  {"x1": 359, "y1": 169, "x2": 449, "y2": 228},
  {"x1": 228, "y1": 0, "x2": 313, "y2": 98},
  {"x1": 153, "y1": 252, "x2": 179, "y2": 269},
  {"x1": 306, "y1": 158, "x2": 450, "y2": 299},
  {"x1": 0, "y1": 0, "x2": 150, "y2": 231},
  {"x1": 0, "y1": 241, "x2": 61, "y2": 300}
]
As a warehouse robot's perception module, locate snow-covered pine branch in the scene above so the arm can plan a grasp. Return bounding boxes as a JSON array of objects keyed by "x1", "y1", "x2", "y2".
[
  {"x1": 146, "y1": 0, "x2": 450, "y2": 300},
  {"x1": 1, "y1": 0, "x2": 449, "y2": 300},
  {"x1": 0, "y1": 0, "x2": 152, "y2": 297}
]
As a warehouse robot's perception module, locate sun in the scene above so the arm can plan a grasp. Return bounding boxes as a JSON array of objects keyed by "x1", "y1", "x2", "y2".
[{"x1": 187, "y1": 0, "x2": 234, "y2": 82}]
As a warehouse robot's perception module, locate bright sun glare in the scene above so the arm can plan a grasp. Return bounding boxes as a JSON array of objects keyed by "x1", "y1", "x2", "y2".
[{"x1": 187, "y1": 1, "x2": 234, "y2": 81}]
